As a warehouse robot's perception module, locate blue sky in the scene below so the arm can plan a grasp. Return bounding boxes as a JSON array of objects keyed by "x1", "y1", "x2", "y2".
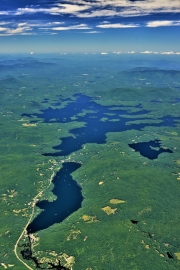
[{"x1": 0, "y1": 0, "x2": 180, "y2": 53}]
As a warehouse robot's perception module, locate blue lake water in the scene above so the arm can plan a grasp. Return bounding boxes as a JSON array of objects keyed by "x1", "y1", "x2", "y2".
[
  {"x1": 27, "y1": 162, "x2": 83, "y2": 233},
  {"x1": 25, "y1": 94, "x2": 177, "y2": 233},
  {"x1": 23, "y1": 94, "x2": 178, "y2": 158},
  {"x1": 129, "y1": 140, "x2": 173, "y2": 160}
]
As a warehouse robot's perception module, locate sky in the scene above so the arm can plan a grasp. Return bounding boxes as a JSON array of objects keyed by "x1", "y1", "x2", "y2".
[{"x1": 0, "y1": 0, "x2": 180, "y2": 53}]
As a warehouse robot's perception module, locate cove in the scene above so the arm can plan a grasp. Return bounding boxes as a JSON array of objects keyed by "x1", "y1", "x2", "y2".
[
  {"x1": 129, "y1": 140, "x2": 173, "y2": 160},
  {"x1": 27, "y1": 162, "x2": 83, "y2": 233},
  {"x1": 19, "y1": 241, "x2": 69, "y2": 269}
]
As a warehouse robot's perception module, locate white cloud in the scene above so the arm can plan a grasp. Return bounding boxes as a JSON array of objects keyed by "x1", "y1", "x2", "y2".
[
  {"x1": 0, "y1": 27, "x2": 8, "y2": 31},
  {"x1": 0, "y1": 11, "x2": 9, "y2": 15},
  {"x1": 146, "y1": 20, "x2": 180, "y2": 27},
  {"x1": 12, "y1": 4, "x2": 90, "y2": 16},
  {"x1": 140, "y1": 51, "x2": 153, "y2": 54},
  {"x1": 38, "y1": 27, "x2": 51, "y2": 30},
  {"x1": 97, "y1": 23, "x2": 139, "y2": 28},
  {"x1": 78, "y1": 9, "x2": 118, "y2": 18},
  {"x1": 82, "y1": 30, "x2": 102, "y2": 34},
  {"x1": 0, "y1": 0, "x2": 179, "y2": 38},
  {"x1": 0, "y1": 20, "x2": 68, "y2": 35},
  {"x1": 0, "y1": 25, "x2": 32, "y2": 35},
  {"x1": 61, "y1": 0, "x2": 180, "y2": 18},
  {"x1": 14, "y1": 7, "x2": 42, "y2": 15},
  {"x1": 139, "y1": 51, "x2": 180, "y2": 55},
  {"x1": 18, "y1": 22, "x2": 28, "y2": 27},
  {"x1": 52, "y1": 24, "x2": 91, "y2": 30},
  {"x1": 28, "y1": 21, "x2": 65, "y2": 27},
  {"x1": 160, "y1": 51, "x2": 175, "y2": 54},
  {"x1": 20, "y1": 32, "x2": 36, "y2": 35},
  {"x1": 7, "y1": 27, "x2": 32, "y2": 34},
  {"x1": 56, "y1": 4, "x2": 90, "y2": 14},
  {"x1": 102, "y1": 21, "x2": 110, "y2": 24},
  {"x1": 0, "y1": 0, "x2": 179, "y2": 18},
  {"x1": 51, "y1": 22, "x2": 64, "y2": 25},
  {"x1": 0, "y1": 21, "x2": 11, "y2": 25},
  {"x1": 113, "y1": 51, "x2": 123, "y2": 54}
]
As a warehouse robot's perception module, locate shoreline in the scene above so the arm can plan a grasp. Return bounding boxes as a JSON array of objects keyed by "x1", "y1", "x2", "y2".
[{"x1": 14, "y1": 171, "x2": 55, "y2": 270}]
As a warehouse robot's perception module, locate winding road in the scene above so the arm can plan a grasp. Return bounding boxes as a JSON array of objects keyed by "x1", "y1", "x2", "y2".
[{"x1": 14, "y1": 171, "x2": 55, "y2": 270}]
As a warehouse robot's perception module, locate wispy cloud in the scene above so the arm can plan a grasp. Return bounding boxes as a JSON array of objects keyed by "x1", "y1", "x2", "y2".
[
  {"x1": 0, "y1": 11, "x2": 9, "y2": 15},
  {"x1": 97, "y1": 20, "x2": 180, "y2": 29},
  {"x1": 62, "y1": 0, "x2": 180, "y2": 18},
  {"x1": 82, "y1": 30, "x2": 102, "y2": 34},
  {"x1": 141, "y1": 51, "x2": 180, "y2": 54},
  {"x1": 97, "y1": 23, "x2": 140, "y2": 28},
  {"x1": 159, "y1": 51, "x2": 180, "y2": 54},
  {"x1": 146, "y1": 20, "x2": 180, "y2": 27},
  {"x1": 0, "y1": 20, "x2": 66, "y2": 35},
  {"x1": 140, "y1": 51, "x2": 153, "y2": 54},
  {"x1": 0, "y1": 1, "x2": 179, "y2": 36},
  {"x1": 0, "y1": 0, "x2": 179, "y2": 18},
  {"x1": 0, "y1": 27, "x2": 8, "y2": 31},
  {"x1": 55, "y1": 3, "x2": 90, "y2": 14},
  {"x1": 1, "y1": 17, "x2": 180, "y2": 36},
  {"x1": 52, "y1": 24, "x2": 91, "y2": 30},
  {"x1": 0, "y1": 25, "x2": 32, "y2": 35},
  {"x1": 113, "y1": 51, "x2": 123, "y2": 54},
  {"x1": 0, "y1": 21, "x2": 12, "y2": 25},
  {"x1": 1, "y1": 4, "x2": 91, "y2": 16}
]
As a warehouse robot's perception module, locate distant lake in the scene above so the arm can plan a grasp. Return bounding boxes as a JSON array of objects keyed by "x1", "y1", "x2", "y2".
[{"x1": 23, "y1": 94, "x2": 178, "y2": 158}]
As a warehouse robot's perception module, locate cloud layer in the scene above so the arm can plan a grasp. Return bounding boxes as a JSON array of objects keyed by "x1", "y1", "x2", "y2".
[
  {"x1": 0, "y1": 0, "x2": 179, "y2": 35},
  {"x1": 0, "y1": 0, "x2": 179, "y2": 17},
  {"x1": 0, "y1": 19, "x2": 180, "y2": 36}
]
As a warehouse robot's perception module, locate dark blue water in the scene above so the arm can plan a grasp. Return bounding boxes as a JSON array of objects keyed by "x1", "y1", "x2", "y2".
[
  {"x1": 23, "y1": 94, "x2": 148, "y2": 123},
  {"x1": 27, "y1": 162, "x2": 83, "y2": 233},
  {"x1": 23, "y1": 94, "x2": 179, "y2": 157},
  {"x1": 129, "y1": 140, "x2": 173, "y2": 160},
  {"x1": 45, "y1": 114, "x2": 177, "y2": 157},
  {"x1": 24, "y1": 94, "x2": 177, "y2": 157},
  {"x1": 24, "y1": 94, "x2": 177, "y2": 233}
]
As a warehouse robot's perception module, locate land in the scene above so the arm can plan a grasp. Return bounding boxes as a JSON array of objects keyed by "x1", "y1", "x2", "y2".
[{"x1": 0, "y1": 54, "x2": 180, "y2": 269}]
